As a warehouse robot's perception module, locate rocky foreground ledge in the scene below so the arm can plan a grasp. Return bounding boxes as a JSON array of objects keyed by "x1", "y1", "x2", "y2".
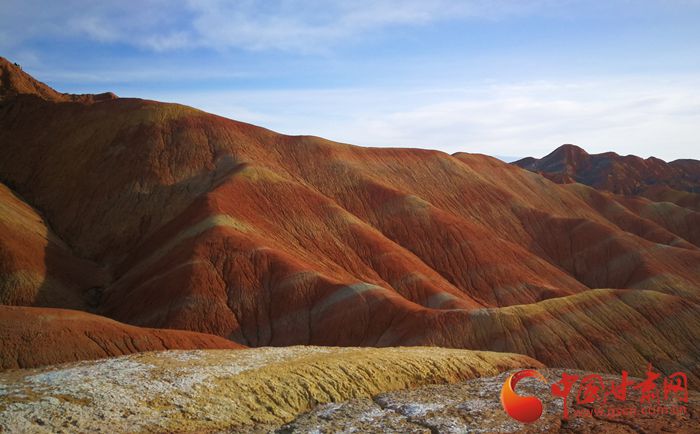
[
  {"x1": 0, "y1": 347, "x2": 696, "y2": 433},
  {"x1": 283, "y1": 369, "x2": 699, "y2": 433},
  {"x1": 0, "y1": 346, "x2": 537, "y2": 432}
]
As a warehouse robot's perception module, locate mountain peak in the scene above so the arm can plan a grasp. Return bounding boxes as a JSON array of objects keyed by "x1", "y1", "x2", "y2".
[
  {"x1": 0, "y1": 57, "x2": 117, "y2": 103},
  {"x1": 549, "y1": 143, "x2": 589, "y2": 160},
  {"x1": 514, "y1": 143, "x2": 700, "y2": 196},
  {"x1": 512, "y1": 144, "x2": 590, "y2": 172},
  {"x1": 0, "y1": 57, "x2": 64, "y2": 101}
]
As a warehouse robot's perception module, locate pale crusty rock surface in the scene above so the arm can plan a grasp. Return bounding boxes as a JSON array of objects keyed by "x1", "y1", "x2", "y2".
[
  {"x1": 0, "y1": 346, "x2": 540, "y2": 433},
  {"x1": 281, "y1": 368, "x2": 699, "y2": 434}
]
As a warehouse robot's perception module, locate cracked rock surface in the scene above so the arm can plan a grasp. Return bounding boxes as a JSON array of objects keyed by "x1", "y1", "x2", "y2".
[
  {"x1": 279, "y1": 369, "x2": 699, "y2": 434},
  {"x1": 2, "y1": 347, "x2": 696, "y2": 433},
  {"x1": 0, "y1": 346, "x2": 539, "y2": 433}
]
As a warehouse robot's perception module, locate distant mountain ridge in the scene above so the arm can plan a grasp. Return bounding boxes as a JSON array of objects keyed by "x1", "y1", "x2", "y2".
[{"x1": 514, "y1": 144, "x2": 700, "y2": 201}]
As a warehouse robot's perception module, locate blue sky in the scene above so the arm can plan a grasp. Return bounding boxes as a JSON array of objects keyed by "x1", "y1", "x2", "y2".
[{"x1": 1, "y1": 0, "x2": 699, "y2": 160}]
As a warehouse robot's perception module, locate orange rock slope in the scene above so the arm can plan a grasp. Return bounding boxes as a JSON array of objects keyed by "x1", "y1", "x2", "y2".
[
  {"x1": 0, "y1": 305, "x2": 242, "y2": 370},
  {"x1": 1, "y1": 57, "x2": 699, "y2": 378}
]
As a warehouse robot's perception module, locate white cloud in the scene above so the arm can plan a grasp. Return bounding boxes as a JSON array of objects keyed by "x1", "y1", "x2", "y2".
[
  {"x1": 2, "y1": 1, "x2": 697, "y2": 161},
  {"x1": 184, "y1": 0, "x2": 475, "y2": 52},
  {"x1": 142, "y1": 76, "x2": 700, "y2": 160},
  {"x1": 0, "y1": 0, "x2": 562, "y2": 52}
]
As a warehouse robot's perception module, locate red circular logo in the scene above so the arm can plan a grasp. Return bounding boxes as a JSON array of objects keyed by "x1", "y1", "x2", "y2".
[{"x1": 500, "y1": 369, "x2": 547, "y2": 423}]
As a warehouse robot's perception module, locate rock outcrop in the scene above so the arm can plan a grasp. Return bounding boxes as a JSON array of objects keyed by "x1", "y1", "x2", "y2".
[
  {"x1": 283, "y1": 368, "x2": 699, "y2": 433},
  {"x1": 2, "y1": 348, "x2": 696, "y2": 433},
  {"x1": 0, "y1": 347, "x2": 540, "y2": 433}
]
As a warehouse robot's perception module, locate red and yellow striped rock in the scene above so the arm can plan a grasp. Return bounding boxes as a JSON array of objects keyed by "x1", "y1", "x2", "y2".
[{"x1": 1, "y1": 57, "x2": 698, "y2": 379}]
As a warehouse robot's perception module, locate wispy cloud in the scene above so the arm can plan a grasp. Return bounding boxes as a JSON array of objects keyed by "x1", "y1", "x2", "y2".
[
  {"x1": 143, "y1": 76, "x2": 700, "y2": 160},
  {"x1": 0, "y1": 0, "x2": 562, "y2": 52},
  {"x1": 2, "y1": 0, "x2": 698, "y2": 160},
  {"x1": 182, "y1": 0, "x2": 535, "y2": 52}
]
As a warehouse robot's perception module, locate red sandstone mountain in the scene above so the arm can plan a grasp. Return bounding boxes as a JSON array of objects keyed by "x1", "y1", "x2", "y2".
[
  {"x1": 0, "y1": 58, "x2": 116, "y2": 103},
  {"x1": 0, "y1": 305, "x2": 243, "y2": 369},
  {"x1": 514, "y1": 144, "x2": 700, "y2": 210},
  {"x1": 1, "y1": 57, "x2": 699, "y2": 380}
]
